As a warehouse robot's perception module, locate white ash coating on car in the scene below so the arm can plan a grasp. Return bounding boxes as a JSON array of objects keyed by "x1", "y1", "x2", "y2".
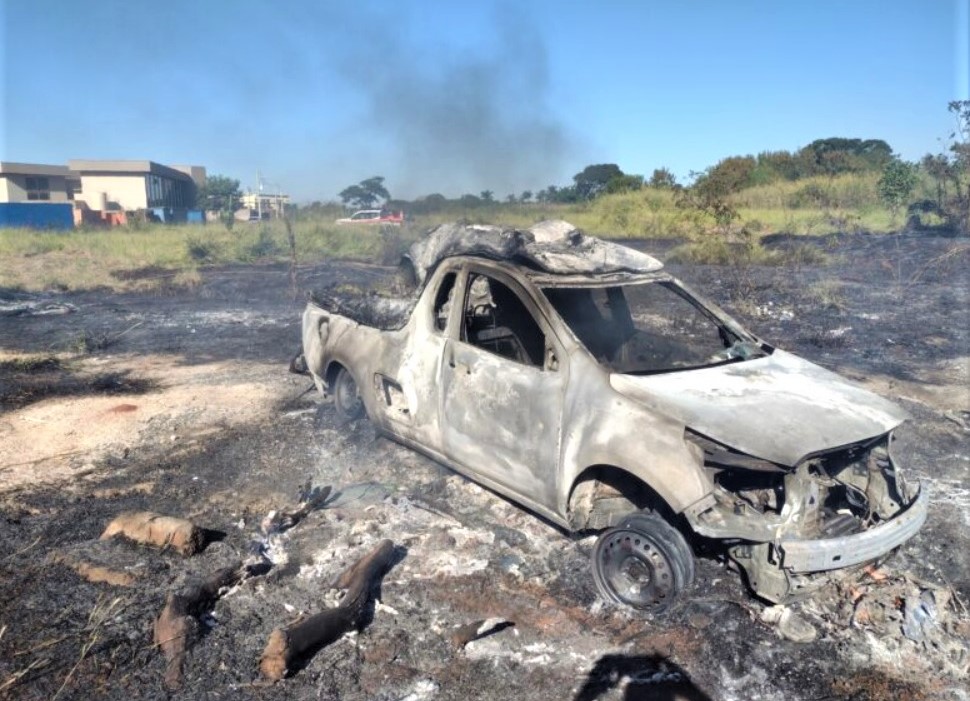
[
  {"x1": 403, "y1": 220, "x2": 663, "y2": 286},
  {"x1": 307, "y1": 220, "x2": 663, "y2": 330}
]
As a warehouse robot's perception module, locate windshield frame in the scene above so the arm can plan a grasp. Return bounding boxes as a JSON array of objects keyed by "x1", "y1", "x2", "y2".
[{"x1": 539, "y1": 275, "x2": 769, "y2": 376}]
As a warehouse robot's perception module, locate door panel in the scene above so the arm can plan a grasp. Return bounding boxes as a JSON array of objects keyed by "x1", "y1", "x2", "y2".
[
  {"x1": 381, "y1": 269, "x2": 458, "y2": 448},
  {"x1": 440, "y1": 271, "x2": 564, "y2": 510}
]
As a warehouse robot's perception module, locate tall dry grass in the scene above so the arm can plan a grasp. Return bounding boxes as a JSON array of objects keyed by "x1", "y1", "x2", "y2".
[{"x1": 1, "y1": 172, "x2": 906, "y2": 292}]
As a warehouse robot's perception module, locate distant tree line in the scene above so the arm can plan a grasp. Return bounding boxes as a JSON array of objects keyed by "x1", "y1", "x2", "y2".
[
  {"x1": 691, "y1": 138, "x2": 895, "y2": 200},
  {"x1": 306, "y1": 103, "x2": 970, "y2": 235},
  {"x1": 329, "y1": 139, "x2": 904, "y2": 213}
]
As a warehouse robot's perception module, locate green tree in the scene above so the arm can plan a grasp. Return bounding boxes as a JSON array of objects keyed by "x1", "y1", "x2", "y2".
[
  {"x1": 751, "y1": 151, "x2": 798, "y2": 183},
  {"x1": 945, "y1": 100, "x2": 970, "y2": 232},
  {"x1": 800, "y1": 138, "x2": 894, "y2": 176},
  {"x1": 573, "y1": 164, "x2": 624, "y2": 200},
  {"x1": 339, "y1": 176, "x2": 390, "y2": 209},
  {"x1": 480, "y1": 190, "x2": 495, "y2": 203},
  {"x1": 648, "y1": 167, "x2": 677, "y2": 189},
  {"x1": 921, "y1": 153, "x2": 953, "y2": 210},
  {"x1": 551, "y1": 185, "x2": 579, "y2": 203},
  {"x1": 878, "y1": 160, "x2": 919, "y2": 221},
  {"x1": 197, "y1": 174, "x2": 241, "y2": 213},
  {"x1": 605, "y1": 174, "x2": 644, "y2": 194},
  {"x1": 519, "y1": 190, "x2": 533, "y2": 203},
  {"x1": 536, "y1": 184, "x2": 578, "y2": 203},
  {"x1": 694, "y1": 156, "x2": 756, "y2": 198}
]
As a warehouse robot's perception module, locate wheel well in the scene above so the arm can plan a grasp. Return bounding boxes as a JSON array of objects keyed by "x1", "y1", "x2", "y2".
[
  {"x1": 567, "y1": 465, "x2": 675, "y2": 532},
  {"x1": 324, "y1": 361, "x2": 346, "y2": 393}
]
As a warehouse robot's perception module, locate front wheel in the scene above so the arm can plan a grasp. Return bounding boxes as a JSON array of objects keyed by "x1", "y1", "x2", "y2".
[
  {"x1": 331, "y1": 366, "x2": 365, "y2": 421},
  {"x1": 591, "y1": 512, "x2": 694, "y2": 612}
]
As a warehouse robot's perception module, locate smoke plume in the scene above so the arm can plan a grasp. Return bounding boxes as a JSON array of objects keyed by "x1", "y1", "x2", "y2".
[{"x1": 329, "y1": 5, "x2": 577, "y2": 198}]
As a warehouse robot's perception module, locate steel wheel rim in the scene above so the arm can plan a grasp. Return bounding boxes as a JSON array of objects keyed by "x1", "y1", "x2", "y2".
[
  {"x1": 335, "y1": 371, "x2": 362, "y2": 417},
  {"x1": 595, "y1": 528, "x2": 675, "y2": 608}
]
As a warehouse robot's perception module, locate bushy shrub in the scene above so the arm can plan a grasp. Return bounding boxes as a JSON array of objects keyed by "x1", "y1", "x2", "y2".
[
  {"x1": 185, "y1": 235, "x2": 219, "y2": 263},
  {"x1": 245, "y1": 228, "x2": 280, "y2": 260}
]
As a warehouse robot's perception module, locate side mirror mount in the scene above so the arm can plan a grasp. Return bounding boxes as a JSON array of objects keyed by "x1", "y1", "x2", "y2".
[{"x1": 546, "y1": 346, "x2": 560, "y2": 372}]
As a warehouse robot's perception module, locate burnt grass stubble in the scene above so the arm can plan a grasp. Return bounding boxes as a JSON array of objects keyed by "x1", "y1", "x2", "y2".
[{"x1": 0, "y1": 233, "x2": 967, "y2": 701}]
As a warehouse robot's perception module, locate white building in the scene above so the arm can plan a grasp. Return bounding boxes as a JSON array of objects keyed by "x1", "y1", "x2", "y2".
[
  {"x1": 239, "y1": 191, "x2": 291, "y2": 217},
  {"x1": 0, "y1": 162, "x2": 74, "y2": 203},
  {"x1": 68, "y1": 160, "x2": 205, "y2": 211}
]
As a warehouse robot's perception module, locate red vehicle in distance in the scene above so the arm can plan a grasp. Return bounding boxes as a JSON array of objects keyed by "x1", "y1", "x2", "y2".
[{"x1": 336, "y1": 209, "x2": 404, "y2": 225}]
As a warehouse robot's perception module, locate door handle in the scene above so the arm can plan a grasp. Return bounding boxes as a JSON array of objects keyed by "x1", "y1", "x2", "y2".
[
  {"x1": 450, "y1": 357, "x2": 471, "y2": 374},
  {"x1": 446, "y1": 346, "x2": 471, "y2": 374}
]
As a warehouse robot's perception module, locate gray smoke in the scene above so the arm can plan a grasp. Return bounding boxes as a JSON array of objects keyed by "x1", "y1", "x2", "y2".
[{"x1": 328, "y1": 5, "x2": 577, "y2": 198}]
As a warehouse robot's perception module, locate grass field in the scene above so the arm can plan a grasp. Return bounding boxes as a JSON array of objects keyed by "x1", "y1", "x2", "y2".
[{"x1": 0, "y1": 172, "x2": 916, "y2": 292}]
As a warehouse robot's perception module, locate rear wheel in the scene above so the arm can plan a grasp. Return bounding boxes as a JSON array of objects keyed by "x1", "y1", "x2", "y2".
[
  {"x1": 591, "y1": 512, "x2": 694, "y2": 611},
  {"x1": 331, "y1": 366, "x2": 365, "y2": 421}
]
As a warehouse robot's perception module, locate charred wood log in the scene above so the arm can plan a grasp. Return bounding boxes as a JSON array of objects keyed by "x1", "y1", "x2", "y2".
[
  {"x1": 154, "y1": 563, "x2": 246, "y2": 690},
  {"x1": 449, "y1": 618, "x2": 515, "y2": 649},
  {"x1": 260, "y1": 485, "x2": 332, "y2": 536},
  {"x1": 101, "y1": 512, "x2": 206, "y2": 555},
  {"x1": 259, "y1": 539, "x2": 395, "y2": 680}
]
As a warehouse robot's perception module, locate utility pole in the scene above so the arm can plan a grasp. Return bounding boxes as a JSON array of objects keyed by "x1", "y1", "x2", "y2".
[{"x1": 256, "y1": 169, "x2": 263, "y2": 221}]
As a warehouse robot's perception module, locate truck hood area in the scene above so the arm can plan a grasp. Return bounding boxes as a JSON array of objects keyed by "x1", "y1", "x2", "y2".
[{"x1": 610, "y1": 350, "x2": 908, "y2": 466}]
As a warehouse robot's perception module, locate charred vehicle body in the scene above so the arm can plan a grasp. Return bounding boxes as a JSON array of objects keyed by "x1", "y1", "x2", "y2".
[{"x1": 298, "y1": 221, "x2": 927, "y2": 610}]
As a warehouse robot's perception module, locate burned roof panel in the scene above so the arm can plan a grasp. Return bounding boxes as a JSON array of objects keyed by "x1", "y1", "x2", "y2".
[{"x1": 405, "y1": 220, "x2": 663, "y2": 284}]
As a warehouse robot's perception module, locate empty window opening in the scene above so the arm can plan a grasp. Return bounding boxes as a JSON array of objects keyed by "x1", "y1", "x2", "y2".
[
  {"x1": 544, "y1": 281, "x2": 760, "y2": 374},
  {"x1": 432, "y1": 272, "x2": 457, "y2": 332},
  {"x1": 461, "y1": 273, "x2": 545, "y2": 367}
]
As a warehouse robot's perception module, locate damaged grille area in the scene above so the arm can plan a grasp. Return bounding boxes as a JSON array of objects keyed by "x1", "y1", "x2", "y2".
[
  {"x1": 690, "y1": 432, "x2": 909, "y2": 539},
  {"x1": 686, "y1": 431, "x2": 923, "y2": 602},
  {"x1": 808, "y1": 436, "x2": 912, "y2": 528}
]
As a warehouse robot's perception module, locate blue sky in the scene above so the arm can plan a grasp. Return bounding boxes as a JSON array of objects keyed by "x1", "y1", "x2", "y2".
[{"x1": 1, "y1": 0, "x2": 966, "y2": 202}]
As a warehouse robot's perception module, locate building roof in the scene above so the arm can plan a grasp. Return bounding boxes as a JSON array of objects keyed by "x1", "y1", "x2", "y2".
[
  {"x1": 0, "y1": 162, "x2": 71, "y2": 177},
  {"x1": 68, "y1": 160, "x2": 195, "y2": 182},
  {"x1": 170, "y1": 165, "x2": 207, "y2": 186}
]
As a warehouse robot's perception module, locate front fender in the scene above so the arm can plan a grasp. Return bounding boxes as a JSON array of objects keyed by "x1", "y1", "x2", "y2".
[{"x1": 558, "y1": 366, "x2": 713, "y2": 518}]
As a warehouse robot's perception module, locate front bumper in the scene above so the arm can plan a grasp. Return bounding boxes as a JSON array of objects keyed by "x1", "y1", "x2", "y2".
[{"x1": 778, "y1": 481, "x2": 928, "y2": 573}]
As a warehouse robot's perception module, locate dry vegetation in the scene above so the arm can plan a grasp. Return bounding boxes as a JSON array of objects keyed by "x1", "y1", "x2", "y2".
[{"x1": 0, "y1": 171, "x2": 929, "y2": 293}]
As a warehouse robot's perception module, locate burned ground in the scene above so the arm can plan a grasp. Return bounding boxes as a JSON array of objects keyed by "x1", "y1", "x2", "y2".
[{"x1": 0, "y1": 233, "x2": 967, "y2": 700}]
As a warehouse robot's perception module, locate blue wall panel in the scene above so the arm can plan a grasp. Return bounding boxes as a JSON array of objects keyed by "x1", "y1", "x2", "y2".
[{"x1": 0, "y1": 203, "x2": 74, "y2": 229}]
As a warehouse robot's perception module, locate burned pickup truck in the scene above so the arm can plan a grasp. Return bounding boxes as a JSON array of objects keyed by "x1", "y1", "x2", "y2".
[{"x1": 299, "y1": 220, "x2": 927, "y2": 610}]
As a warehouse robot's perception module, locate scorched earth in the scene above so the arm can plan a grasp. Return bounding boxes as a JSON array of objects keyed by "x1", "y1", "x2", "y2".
[{"x1": 0, "y1": 230, "x2": 967, "y2": 700}]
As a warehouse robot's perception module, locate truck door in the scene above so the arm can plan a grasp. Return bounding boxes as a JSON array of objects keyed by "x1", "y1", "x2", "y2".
[
  {"x1": 380, "y1": 267, "x2": 458, "y2": 451},
  {"x1": 440, "y1": 269, "x2": 565, "y2": 510}
]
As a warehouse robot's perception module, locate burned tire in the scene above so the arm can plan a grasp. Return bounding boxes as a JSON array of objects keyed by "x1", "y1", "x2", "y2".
[
  {"x1": 332, "y1": 366, "x2": 365, "y2": 421},
  {"x1": 618, "y1": 512, "x2": 695, "y2": 590},
  {"x1": 289, "y1": 351, "x2": 308, "y2": 375},
  {"x1": 591, "y1": 512, "x2": 694, "y2": 611}
]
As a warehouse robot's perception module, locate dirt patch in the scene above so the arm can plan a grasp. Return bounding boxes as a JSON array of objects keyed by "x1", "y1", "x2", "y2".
[
  {"x1": 0, "y1": 355, "x2": 156, "y2": 411},
  {"x1": 0, "y1": 239, "x2": 968, "y2": 700},
  {"x1": 0, "y1": 355, "x2": 291, "y2": 492}
]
